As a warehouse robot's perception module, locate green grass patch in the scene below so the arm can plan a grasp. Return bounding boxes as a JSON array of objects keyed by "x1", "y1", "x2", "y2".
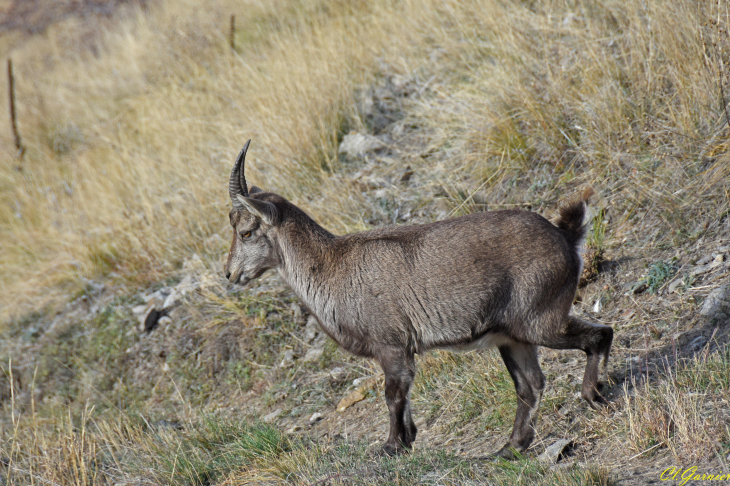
[{"x1": 137, "y1": 418, "x2": 290, "y2": 485}]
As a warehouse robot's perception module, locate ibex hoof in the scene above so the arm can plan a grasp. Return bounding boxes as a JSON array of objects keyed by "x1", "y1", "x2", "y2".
[
  {"x1": 582, "y1": 382, "x2": 610, "y2": 410},
  {"x1": 380, "y1": 442, "x2": 411, "y2": 457},
  {"x1": 491, "y1": 444, "x2": 521, "y2": 461},
  {"x1": 585, "y1": 394, "x2": 609, "y2": 410}
]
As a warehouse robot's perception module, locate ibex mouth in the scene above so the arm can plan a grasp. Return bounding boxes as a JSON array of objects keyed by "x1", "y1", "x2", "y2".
[{"x1": 228, "y1": 270, "x2": 248, "y2": 286}]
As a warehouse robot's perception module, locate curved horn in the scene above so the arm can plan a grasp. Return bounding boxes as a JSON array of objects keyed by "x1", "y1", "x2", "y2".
[{"x1": 228, "y1": 139, "x2": 251, "y2": 209}]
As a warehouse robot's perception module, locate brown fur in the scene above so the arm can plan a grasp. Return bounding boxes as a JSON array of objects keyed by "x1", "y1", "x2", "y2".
[{"x1": 225, "y1": 179, "x2": 612, "y2": 457}]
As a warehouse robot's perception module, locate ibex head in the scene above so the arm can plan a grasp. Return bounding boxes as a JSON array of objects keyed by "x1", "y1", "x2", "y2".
[{"x1": 224, "y1": 140, "x2": 280, "y2": 285}]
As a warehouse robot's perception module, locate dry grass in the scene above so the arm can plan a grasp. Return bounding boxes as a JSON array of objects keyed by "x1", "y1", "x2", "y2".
[
  {"x1": 2, "y1": 0, "x2": 730, "y2": 484},
  {"x1": 3, "y1": 0, "x2": 727, "y2": 321},
  {"x1": 624, "y1": 348, "x2": 730, "y2": 463}
]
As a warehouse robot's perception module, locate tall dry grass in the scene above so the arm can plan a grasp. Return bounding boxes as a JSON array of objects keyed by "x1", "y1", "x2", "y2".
[
  {"x1": 0, "y1": 0, "x2": 419, "y2": 319},
  {"x1": 1, "y1": 0, "x2": 728, "y2": 323}
]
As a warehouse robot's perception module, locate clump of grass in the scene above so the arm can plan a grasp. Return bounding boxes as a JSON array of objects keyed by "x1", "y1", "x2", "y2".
[
  {"x1": 640, "y1": 260, "x2": 679, "y2": 294},
  {"x1": 139, "y1": 418, "x2": 290, "y2": 485},
  {"x1": 623, "y1": 347, "x2": 730, "y2": 462}
]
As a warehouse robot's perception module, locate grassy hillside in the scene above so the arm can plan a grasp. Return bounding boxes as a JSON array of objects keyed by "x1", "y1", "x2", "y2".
[{"x1": 1, "y1": 0, "x2": 729, "y2": 484}]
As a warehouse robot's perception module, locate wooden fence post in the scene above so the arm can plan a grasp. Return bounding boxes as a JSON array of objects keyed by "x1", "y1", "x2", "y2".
[
  {"x1": 230, "y1": 15, "x2": 236, "y2": 51},
  {"x1": 8, "y1": 58, "x2": 24, "y2": 157}
]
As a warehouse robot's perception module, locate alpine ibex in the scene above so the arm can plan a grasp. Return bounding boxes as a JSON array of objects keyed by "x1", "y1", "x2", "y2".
[{"x1": 224, "y1": 140, "x2": 613, "y2": 457}]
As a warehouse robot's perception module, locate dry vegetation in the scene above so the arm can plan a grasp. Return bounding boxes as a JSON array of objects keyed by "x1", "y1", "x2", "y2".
[{"x1": 1, "y1": 0, "x2": 730, "y2": 484}]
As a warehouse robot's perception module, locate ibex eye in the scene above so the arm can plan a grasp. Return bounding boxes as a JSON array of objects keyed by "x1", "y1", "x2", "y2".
[{"x1": 241, "y1": 232, "x2": 251, "y2": 239}]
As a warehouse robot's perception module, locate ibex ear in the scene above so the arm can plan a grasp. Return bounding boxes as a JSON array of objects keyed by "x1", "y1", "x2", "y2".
[
  {"x1": 236, "y1": 195, "x2": 279, "y2": 226},
  {"x1": 249, "y1": 186, "x2": 264, "y2": 194}
]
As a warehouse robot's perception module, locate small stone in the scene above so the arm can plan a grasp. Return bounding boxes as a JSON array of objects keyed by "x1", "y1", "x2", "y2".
[
  {"x1": 714, "y1": 254, "x2": 725, "y2": 264},
  {"x1": 262, "y1": 408, "x2": 283, "y2": 423},
  {"x1": 329, "y1": 367, "x2": 347, "y2": 382},
  {"x1": 162, "y1": 362, "x2": 170, "y2": 372},
  {"x1": 700, "y1": 285, "x2": 730, "y2": 318},
  {"x1": 304, "y1": 316, "x2": 319, "y2": 343},
  {"x1": 538, "y1": 439, "x2": 572, "y2": 464},
  {"x1": 309, "y1": 412, "x2": 324, "y2": 424},
  {"x1": 132, "y1": 304, "x2": 148, "y2": 316},
  {"x1": 668, "y1": 278, "x2": 683, "y2": 294},
  {"x1": 336, "y1": 389, "x2": 366, "y2": 413},
  {"x1": 286, "y1": 425, "x2": 302, "y2": 434},
  {"x1": 302, "y1": 346, "x2": 324, "y2": 363},
  {"x1": 290, "y1": 303, "x2": 303, "y2": 321},
  {"x1": 696, "y1": 255, "x2": 713, "y2": 266},
  {"x1": 338, "y1": 132, "x2": 386, "y2": 159},
  {"x1": 280, "y1": 350, "x2": 295, "y2": 368},
  {"x1": 352, "y1": 376, "x2": 376, "y2": 388},
  {"x1": 162, "y1": 290, "x2": 180, "y2": 310},
  {"x1": 690, "y1": 263, "x2": 715, "y2": 277}
]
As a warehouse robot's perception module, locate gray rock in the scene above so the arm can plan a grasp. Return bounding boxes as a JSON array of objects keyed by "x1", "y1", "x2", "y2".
[
  {"x1": 290, "y1": 303, "x2": 303, "y2": 321},
  {"x1": 696, "y1": 255, "x2": 714, "y2": 266},
  {"x1": 329, "y1": 367, "x2": 347, "y2": 382},
  {"x1": 700, "y1": 285, "x2": 730, "y2": 318},
  {"x1": 143, "y1": 287, "x2": 172, "y2": 308},
  {"x1": 302, "y1": 345, "x2": 324, "y2": 363},
  {"x1": 286, "y1": 425, "x2": 302, "y2": 434},
  {"x1": 691, "y1": 258, "x2": 723, "y2": 277},
  {"x1": 309, "y1": 412, "x2": 324, "y2": 424},
  {"x1": 262, "y1": 408, "x2": 282, "y2": 423},
  {"x1": 304, "y1": 316, "x2": 319, "y2": 343},
  {"x1": 538, "y1": 439, "x2": 572, "y2": 464},
  {"x1": 338, "y1": 132, "x2": 386, "y2": 159},
  {"x1": 280, "y1": 350, "x2": 295, "y2": 369},
  {"x1": 162, "y1": 290, "x2": 179, "y2": 310},
  {"x1": 132, "y1": 304, "x2": 149, "y2": 316},
  {"x1": 352, "y1": 376, "x2": 373, "y2": 387},
  {"x1": 667, "y1": 278, "x2": 684, "y2": 294}
]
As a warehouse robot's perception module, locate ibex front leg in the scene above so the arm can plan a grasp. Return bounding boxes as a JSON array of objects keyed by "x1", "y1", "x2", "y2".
[
  {"x1": 495, "y1": 342, "x2": 545, "y2": 459},
  {"x1": 378, "y1": 348, "x2": 417, "y2": 456}
]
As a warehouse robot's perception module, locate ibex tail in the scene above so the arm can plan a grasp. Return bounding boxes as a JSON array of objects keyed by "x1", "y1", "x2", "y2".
[{"x1": 556, "y1": 186, "x2": 594, "y2": 249}]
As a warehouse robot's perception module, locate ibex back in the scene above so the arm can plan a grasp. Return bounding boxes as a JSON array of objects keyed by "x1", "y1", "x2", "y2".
[{"x1": 224, "y1": 141, "x2": 613, "y2": 457}]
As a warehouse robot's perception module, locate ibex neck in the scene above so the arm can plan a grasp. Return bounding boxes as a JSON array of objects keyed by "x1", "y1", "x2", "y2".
[{"x1": 275, "y1": 215, "x2": 341, "y2": 326}]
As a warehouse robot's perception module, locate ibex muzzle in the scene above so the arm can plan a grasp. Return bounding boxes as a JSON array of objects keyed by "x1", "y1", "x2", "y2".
[{"x1": 224, "y1": 141, "x2": 613, "y2": 458}]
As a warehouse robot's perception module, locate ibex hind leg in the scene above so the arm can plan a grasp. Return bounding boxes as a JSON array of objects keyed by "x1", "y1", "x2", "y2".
[
  {"x1": 494, "y1": 342, "x2": 545, "y2": 459},
  {"x1": 540, "y1": 316, "x2": 613, "y2": 409}
]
